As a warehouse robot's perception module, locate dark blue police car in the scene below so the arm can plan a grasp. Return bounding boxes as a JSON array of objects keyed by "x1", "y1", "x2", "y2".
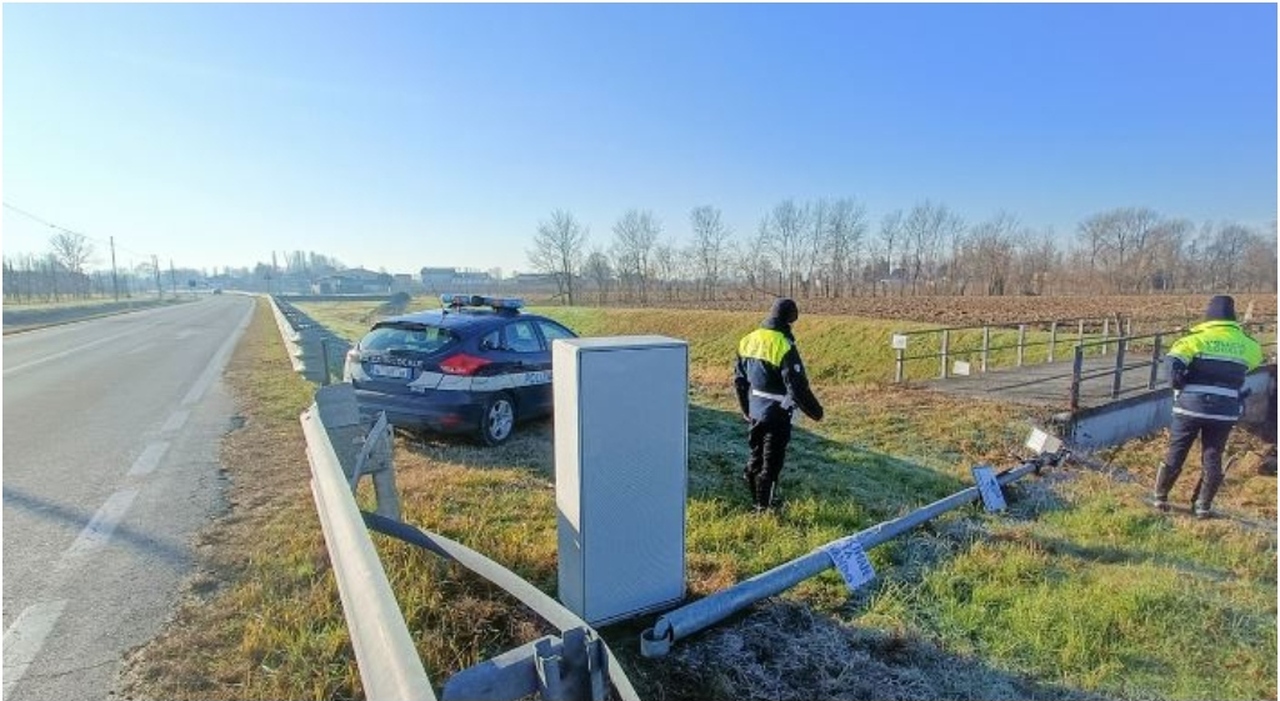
[{"x1": 343, "y1": 294, "x2": 577, "y2": 445}]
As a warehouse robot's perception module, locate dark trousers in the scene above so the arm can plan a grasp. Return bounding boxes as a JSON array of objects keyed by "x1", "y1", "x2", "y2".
[
  {"x1": 745, "y1": 406, "x2": 792, "y2": 507},
  {"x1": 1161, "y1": 414, "x2": 1235, "y2": 507}
]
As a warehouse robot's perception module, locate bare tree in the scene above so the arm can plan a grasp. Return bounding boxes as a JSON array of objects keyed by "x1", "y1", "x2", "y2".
[
  {"x1": 610, "y1": 209, "x2": 661, "y2": 303},
  {"x1": 49, "y1": 231, "x2": 94, "y2": 298},
  {"x1": 902, "y1": 201, "x2": 964, "y2": 295},
  {"x1": 759, "y1": 199, "x2": 810, "y2": 297},
  {"x1": 689, "y1": 205, "x2": 732, "y2": 301},
  {"x1": 581, "y1": 248, "x2": 612, "y2": 305},
  {"x1": 877, "y1": 209, "x2": 904, "y2": 296},
  {"x1": 528, "y1": 209, "x2": 588, "y2": 305}
]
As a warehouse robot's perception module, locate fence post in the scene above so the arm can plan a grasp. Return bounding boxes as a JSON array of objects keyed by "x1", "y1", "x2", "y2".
[
  {"x1": 1070, "y1": 345, "x2": 1084, "y2": 411},
  {"x1": 895, "y1": 348, "x2": 905, "y2": 383},
  {"x1": 1077, "y1": 319, "x2": 1085, "y2": 352},
  {"x1": 981, "y1": 326, "x2": 991, "y2": 373},
  {"x1": 1111, "y1": 337, "x2": 1127, "y2": 399},
  {"x1": 1149, "y1": 333, "x2": 1163, "y2": 389},
  {"x1": 321, "y1": 339, "x2": 331, "y2": 386},
  {"x1": 1102, "y1": 318, "x2": 1110, "y2": 355},
  {"x1": 1017, "y1": 324, "x2": 1027, "y2": 367},
  {"x1": 1048, "y1": 321, "x2": 1058, "y2": 363},
  {"x1": 940, "y1": 329, "x2": 950, "y2": 379}
]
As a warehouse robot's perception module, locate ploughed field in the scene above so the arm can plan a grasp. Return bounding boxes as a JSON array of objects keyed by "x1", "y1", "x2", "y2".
[{"x1": 607, "y1": 293, "x2": 1278, "y2": 326}]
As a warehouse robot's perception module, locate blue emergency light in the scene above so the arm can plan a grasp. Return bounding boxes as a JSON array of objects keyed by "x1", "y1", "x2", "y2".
[{"x1": 440, "y1": 294, "x2": 525, "y2": 311}]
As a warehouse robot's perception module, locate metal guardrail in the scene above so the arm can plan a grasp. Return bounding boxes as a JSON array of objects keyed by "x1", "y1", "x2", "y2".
[
  {"x1": 301, "y1": 404, "x2": 437, "y2": 701},
  {"x1": 640, "y1": 429, "x2": 1071, "y2": 658},
  {"x1": 301, "y1": 386, "x2": 642, "y2": 701}
]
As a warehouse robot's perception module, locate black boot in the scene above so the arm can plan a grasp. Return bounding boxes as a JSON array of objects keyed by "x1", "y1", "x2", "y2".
[
  {"x1": 753, "y1": 477, "x2": 776, "y2": 514},
  {"x1": 1150, "y1": 462, "x2": 1179, "y2": 512},
  {"x1": 1194, "y1": 470, "x2": 1224, "y2": 520}
]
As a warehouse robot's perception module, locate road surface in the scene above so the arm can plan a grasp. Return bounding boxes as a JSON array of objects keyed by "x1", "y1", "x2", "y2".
[{"x1": 3, "y1": 294, "x2": 254, "y2": 700}]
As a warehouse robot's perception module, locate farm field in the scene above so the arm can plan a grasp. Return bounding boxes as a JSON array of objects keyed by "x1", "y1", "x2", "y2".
[{"x1": 122, "y1": 295, "x2": 1276, "y2": 701}]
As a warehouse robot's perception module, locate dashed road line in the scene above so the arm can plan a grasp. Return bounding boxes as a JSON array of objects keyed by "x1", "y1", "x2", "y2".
[
  {"x1": 126, "y1": 442, "x2": 170, "y2": 477},
  {"x1": 2, "y1": 599, "x2": 69, "y2": 700},
  {"x1": 62, "y1": 489, "x2": 139, "y2": 560}
]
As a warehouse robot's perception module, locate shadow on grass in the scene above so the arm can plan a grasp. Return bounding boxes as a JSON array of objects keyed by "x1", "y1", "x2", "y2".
[
  {"x1": 606, "y1": 599, "x2": 1109, "y2": 701},
  {"x1": 388, "y1": 400, "x2": 1103, "y2": 701}
]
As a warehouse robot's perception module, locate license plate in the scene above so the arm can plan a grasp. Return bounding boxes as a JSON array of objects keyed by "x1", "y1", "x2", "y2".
[{"x1": 369, "y1": 364, "x2": 410, "y2": 379}]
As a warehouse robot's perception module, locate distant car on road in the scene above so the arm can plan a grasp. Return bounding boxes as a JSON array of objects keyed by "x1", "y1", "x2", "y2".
[
  {"x1": 344, "y1": 294, "x2": 577, "y2": 445},
  {"x1": 211, "y1": 288, "x2": 223, "y2": 295}
]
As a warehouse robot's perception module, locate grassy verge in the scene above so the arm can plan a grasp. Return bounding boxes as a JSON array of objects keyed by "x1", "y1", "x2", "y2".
[{"x1": 123, "y1": 296, "x2": 1276, "y2": 701}]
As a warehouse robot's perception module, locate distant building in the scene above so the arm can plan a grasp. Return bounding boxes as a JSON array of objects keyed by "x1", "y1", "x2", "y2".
[
  {"x1": 312, "y1": 268, "x2": 393, "y2": 294},
  {"x1": 419, "y1": 266, "x2": 493, "y2": 293}
]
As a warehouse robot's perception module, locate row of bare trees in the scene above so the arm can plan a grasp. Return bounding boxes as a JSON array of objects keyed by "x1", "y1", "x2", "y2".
[{"x1": 528, "y1": 202, "x2": 1278, "y2": 304}]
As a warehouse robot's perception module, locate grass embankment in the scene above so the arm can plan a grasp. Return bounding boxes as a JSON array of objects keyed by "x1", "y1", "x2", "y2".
[{"x1": 124, "y1": 297, "x2": 1276, "y2": 701}]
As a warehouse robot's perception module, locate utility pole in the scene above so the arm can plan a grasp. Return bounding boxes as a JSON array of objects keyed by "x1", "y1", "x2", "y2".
[
  {"x1": 152, "y1": 254, "x2": 162, "y2": 299},
  {"x1": 110, "y1": 236, "x2": 120, "y2": 302},
  {"x1": 169, "y1": 258, "x2": 177, "y2": 297}
]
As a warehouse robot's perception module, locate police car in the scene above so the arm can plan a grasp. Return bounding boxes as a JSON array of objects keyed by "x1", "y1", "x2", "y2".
[{"x1": 343, "y1": 294, "x2": 577, "y2": 445}]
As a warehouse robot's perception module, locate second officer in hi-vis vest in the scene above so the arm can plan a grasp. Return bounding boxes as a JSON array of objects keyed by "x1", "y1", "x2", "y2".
[{"x1": 734, "y1": 298, "x2": 824, "y2": 512}]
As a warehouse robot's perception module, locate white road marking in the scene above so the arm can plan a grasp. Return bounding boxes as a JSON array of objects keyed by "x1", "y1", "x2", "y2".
[
  {"x1": 160, "y1": 409, "x2": 190, "y2": 433},
  {"x1": 125, "y1": 342, "x2": 157, "y2": 355},
  {"x1": 62, "y1": 489, "x2": 138, "y2": 559},
  {"x1": 2, "y1": 599, "x2": 69, "y2": 700},
  {"x1": 126, "y1": 442, "x2": 170, "y2": 477}
]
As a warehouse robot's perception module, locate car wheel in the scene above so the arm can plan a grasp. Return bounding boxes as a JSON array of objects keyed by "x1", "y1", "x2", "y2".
[{"x1": 479, "y1": 393, "x2": 516, "y2": 446}]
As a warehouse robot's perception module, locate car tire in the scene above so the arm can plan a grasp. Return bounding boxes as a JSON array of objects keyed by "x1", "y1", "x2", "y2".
[{"x1": 479, "y1": 392, "x2": 517, "y2": 446}]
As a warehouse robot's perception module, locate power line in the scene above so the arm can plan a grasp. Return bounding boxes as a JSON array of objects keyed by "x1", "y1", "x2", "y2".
[{"x1": 2, "y1": 201, "x2": 152, "y2": 261}]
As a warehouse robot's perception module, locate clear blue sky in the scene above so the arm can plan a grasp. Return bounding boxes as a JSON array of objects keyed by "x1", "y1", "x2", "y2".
[{"x1": 3, "y1": 3, "x2": 1276, "y2": 278}]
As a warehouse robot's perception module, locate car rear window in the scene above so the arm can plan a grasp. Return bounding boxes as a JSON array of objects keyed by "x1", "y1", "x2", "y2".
[{"x1": 361, "y1": 323, "x2": 457, "y2": 354}]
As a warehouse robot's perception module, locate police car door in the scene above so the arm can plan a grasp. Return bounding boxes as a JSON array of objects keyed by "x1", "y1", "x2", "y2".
[{"x1": 501, "y1": 319, "x2": 551, "y2": 416}]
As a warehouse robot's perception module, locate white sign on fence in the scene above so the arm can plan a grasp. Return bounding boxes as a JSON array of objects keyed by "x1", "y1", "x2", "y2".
[
  {"x1": 825, "y1": 538, "x2": 876, "y2": 592},
  {"x1": 971, "y1": 465, "x2": 1007, "y2": 512},
  {"x1": 953, "y1": 360, "x2": 971, "y2": 376},
  {"x1": 891, "y1": 334, "x2": 909, "y2": 350}
]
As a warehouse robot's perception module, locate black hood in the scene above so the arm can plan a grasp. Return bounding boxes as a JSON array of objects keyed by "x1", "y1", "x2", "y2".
[
  {"x1": 763, "y1": 297, "x2": 798, "y2": 337},
  {"x1": 1205, "y1": 295, "x2": 1236, "y2": 321}
]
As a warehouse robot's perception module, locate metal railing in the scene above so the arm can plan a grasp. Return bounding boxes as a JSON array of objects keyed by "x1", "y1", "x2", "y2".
[
  {"x1": 891, "y1": 316, "x2": 1130, "y2": 383},
  {"x1": 302, "y1": 404, "x2": 437, "y2": 701},
  {"x1": 301, "y1": 387, "x2": 641, "y2": 701}
]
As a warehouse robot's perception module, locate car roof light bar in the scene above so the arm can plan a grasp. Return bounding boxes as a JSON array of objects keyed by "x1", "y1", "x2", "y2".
[{"x1": 440, "y1": 294, "x2": 525, "y2": 311}]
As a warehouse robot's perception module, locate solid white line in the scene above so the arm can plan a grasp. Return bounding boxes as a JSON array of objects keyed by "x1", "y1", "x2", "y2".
[
  {"x1": 160, "y1": 410, "x2": 190, "y2": 433},
  {"x1": 2, "y1": 599, "x2": 69, "y2": 700},
  {"x1": 3, "y1": 328, "x2": 137, "y2": 376},
  {"x1": 180, "y1": 303, "x2": 254, "y2": 407},
  {"x1": 63, "y1": 489, "x2": 139, "y2": 559},
  {"x1": 126, "y1": 442, "x2": 170, "y2": 477}
]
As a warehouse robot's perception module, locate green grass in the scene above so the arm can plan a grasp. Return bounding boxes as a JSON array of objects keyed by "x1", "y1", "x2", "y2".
[{"x1": 128, "y1": 296, "x2": 1276, "y2": 701}]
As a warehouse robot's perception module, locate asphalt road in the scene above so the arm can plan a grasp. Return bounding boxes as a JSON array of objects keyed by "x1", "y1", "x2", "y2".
[{"x1": 2, "y1": 295, "x2": 255, "y2": 700}]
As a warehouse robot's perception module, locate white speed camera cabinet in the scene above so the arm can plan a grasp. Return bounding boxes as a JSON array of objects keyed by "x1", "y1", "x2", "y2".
[{"x1": 552, "y1": 336, "x2": 688, "y2": 625}]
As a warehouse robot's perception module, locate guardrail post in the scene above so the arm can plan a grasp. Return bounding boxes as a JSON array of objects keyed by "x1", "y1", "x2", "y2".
[
  {"x1": 980, "y1": 326, "x2": 990, "y2": 373},
  {"x1": 1111, "y1": 337, "x2": 1127, "y2": 399},
  {"x1": 1017, "y1": 324, "x2": 1027, "y2": 367},
  {"x1": 1149, "y1": 333, "x2": 1163, "y2": 389},
  {"x1": 940, "y1": 329, "x2": 950, "y2": 379},
  {"x1": 1048, "y1": 321, "x2": 1058, "y2": 363},
  {"x1": 1070, "y1": 345, "x2": 1084, "y2": 411}
]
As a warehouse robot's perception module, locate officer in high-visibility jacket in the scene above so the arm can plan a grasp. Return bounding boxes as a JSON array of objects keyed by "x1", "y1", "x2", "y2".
[
  {"x1": 734, "y1": 298, "x2": 824, "y2": 512},
  {"x1": 1152, "y1": 294, "x2": 1263, "y2": 519}
]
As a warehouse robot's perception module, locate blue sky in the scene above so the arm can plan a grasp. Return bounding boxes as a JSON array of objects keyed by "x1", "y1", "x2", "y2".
[{"x1": 3, "y1": 3, "x2": 1276, "y2": 278}]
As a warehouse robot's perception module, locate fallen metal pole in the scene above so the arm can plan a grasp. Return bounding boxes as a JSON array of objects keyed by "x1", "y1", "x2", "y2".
[{"x1": 640, "y1": 449, "x2": 1067, "y2": 657}]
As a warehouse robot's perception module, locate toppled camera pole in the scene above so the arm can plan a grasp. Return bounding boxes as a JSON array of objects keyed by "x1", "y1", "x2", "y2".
[{"x1": 640, "y1": 428, "x2": 1070, "y2": 658}]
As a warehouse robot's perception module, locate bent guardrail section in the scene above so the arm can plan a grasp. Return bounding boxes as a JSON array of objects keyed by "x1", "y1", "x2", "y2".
[
  {"x1": 639, "y1": 430, "x2": 1071, "y2": 658},
  {"x1": 303, "y1": 388, "x2": 642, "y2": 701},
  {"x1": 301, "y1": 404, "x2": 437, "y2": 701}
]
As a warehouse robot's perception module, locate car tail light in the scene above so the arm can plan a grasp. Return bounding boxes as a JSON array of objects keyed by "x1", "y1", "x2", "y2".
[{"x1": 439, "y1": 353, "x2": 491, "y2": 376}]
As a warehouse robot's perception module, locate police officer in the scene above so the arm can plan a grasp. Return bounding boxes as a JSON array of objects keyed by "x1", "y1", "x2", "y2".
[
  {"x1": 1152, "y1": 295, "x2": 1263, "y2": 519},
  {"x1": 734, "y1": 298, "x2": 824, "y2": 512}
]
